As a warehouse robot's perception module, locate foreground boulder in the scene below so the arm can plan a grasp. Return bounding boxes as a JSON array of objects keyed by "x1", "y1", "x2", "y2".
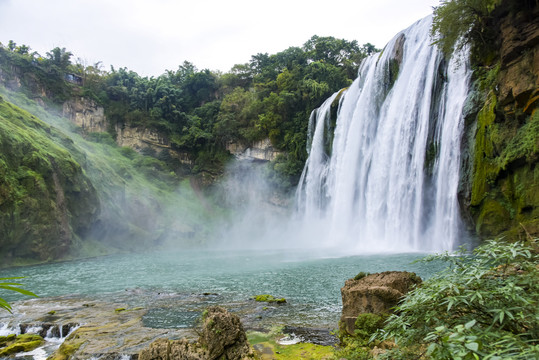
[
  {"x1": 340, "y1": 271, "x2": 421, "y2": 335},
  {"x1": 139, "y1": 306, "x2": 253, "y2": 360}
]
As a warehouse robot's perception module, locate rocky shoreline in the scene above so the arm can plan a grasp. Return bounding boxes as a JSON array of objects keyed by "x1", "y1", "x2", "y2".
[
  {"x1": 0, "y1": 292, "x2": 337, "y2": 359},
  {"x1": 0, "y1": 270, "x2": 424, "y2": 359}
]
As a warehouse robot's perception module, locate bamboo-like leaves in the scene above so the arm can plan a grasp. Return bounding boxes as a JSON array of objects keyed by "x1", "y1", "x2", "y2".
[{"x1": 0, "y1": 277, "x2": 38, "y2": 313}]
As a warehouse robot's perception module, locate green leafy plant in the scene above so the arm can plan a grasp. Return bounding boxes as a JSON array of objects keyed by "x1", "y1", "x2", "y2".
[
  {"x1": 0, "y1": 277, "x2": 37, "y2": 313},
  {"x1": 431, "y1": 0, "x2": 502, "y2": 62},
  {"x1": 374, "y1": 239, "x2": 539, "y2": 359}
]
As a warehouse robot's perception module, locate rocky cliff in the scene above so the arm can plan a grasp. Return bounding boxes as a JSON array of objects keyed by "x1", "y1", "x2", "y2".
[
  {"x1": 226, "y1": 138, "x2": 283, "y2": 162},
  {"x1": 62, "y1": 97, "x2": 107, "y2": 133},
  {"x1": 462, "y1": 1, "x2": 539, "y2": 240}
]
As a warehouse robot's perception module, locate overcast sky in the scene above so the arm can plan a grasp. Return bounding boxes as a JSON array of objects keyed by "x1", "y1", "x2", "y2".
[{"x1": 0, "y1": 0, "x2": 439, "y2": 77}]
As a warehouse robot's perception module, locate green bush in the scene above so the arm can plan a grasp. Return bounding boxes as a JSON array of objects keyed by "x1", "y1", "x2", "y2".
[{"x1": 375, "y1": 239, "x2": 539, "y2": 359}]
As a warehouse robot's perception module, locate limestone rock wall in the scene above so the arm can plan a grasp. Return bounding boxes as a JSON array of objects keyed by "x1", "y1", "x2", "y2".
[
  {"x1": 115, "y1": 124, "x2": 170, "y2": 153},
  {"x1": 226, "y1": 138, "x2": 283, "y2": 162},
  {"x1": 464, "y1": 1, "x2": 539, "y2": 240},
  {"x1": 63, "y1": 97, "x2": 107, "y2": 133}
]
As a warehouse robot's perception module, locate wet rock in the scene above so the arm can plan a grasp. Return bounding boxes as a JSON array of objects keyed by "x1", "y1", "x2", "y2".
[
  {"x1": 340, "y1": 271, "x2": 421, "y2": 335},
  {"x1": 0, "y1": 334, "x2": 44, "y2": 356},
  {"x1": 200, "y1": 306, "x2": 253, "y2": 360},
  {"x1": 282, "y1": 326, "x2": 337, "y2": 346},
  {"x1": 139, "y1": 306, "x2": 254, "y2": 360}
]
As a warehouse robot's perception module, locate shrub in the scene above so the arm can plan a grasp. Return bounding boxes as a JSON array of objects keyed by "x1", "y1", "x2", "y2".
[{"x1": 375, "y1": 239, "x2": 539, "y2": 359}]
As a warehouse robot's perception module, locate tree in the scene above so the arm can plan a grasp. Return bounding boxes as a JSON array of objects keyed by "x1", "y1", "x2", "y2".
[
  {"x1": 431, "y1": 0, "x2": 502, "y2": 62},
  {"x1": 46, "y1": 47, "x2": 73, "y2": 69}
]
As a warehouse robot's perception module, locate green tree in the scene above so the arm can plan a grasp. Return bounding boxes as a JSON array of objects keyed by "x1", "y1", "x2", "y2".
[
  {"x1": 46, "y1": 47, "x2": 73, "y2": 70},
  {"x1": 431, "y1": 0, "x2": 502, "y2": 62}
]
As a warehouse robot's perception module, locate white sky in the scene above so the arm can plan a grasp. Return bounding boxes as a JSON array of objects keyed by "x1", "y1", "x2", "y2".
[{"x1": 0, "y1": 0, "x2": 439, "y2": 77}]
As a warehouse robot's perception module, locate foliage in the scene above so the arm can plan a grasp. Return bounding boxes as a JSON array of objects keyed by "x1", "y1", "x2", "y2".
[
  {"x1": 353, "y1": 271, "x2": 370, "y2": 280},
  {"x1": 0, "y1": 89, "x2": 215, "y2": 265},
  {"x1": 334, "y1": 313, "x2": 388, "y2": 360},
  {"x1": 431, "y1": 0, "x2": 502, "y2": 62},
  {"x1": 0, "y1": 36, "x2": 378, "y2": 186},
  {"x1": 375, "y1": 239, "x2": 539, "y2": 359},
  {"x1": 0, "y1": 277, "x2": 37, "y2": 313}
]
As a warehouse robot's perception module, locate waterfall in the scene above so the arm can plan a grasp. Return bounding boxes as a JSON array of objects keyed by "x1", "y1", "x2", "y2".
[{"x1": 296, "y1": 16, "x2": 471, "y2": 252}]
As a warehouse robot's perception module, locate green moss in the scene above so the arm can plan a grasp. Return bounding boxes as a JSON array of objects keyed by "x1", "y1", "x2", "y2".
[
  {"x1": 471, "y1": 92, "x2": 499, "y2": 206},
  {"x1": 0, "y1": 94, "x2": 99, "y2": 262},
  {"x1": 0, "y1": 334, "x2": 44, "y2": 356},
  {"x1": 0, "y1": 334, "x2": 16, "y2": 347},
  {"x1": 476, "y1": 199, "x2": 511, "y2": 237},
  {"x1": 354, "y1": 313, "x2": 388, "y2": 339},
  {"x1": 353, "y1": 272, "x2": 370, "y2": 281},
  {"x1": 253, "y1": 294, "x2": 287, "y2": 304},
  {"x1": 469, "y1": 83, "x2": 539, "y2": 239},
  {"x1": 247, "y1": 331, "x2": 333, "y2": 360},
  {"x1": 48, "y1": 339, "x2": 83, "y2": 360},
  {"x1": 497, "y1": 111, "x2": 539, "y2": 170}
]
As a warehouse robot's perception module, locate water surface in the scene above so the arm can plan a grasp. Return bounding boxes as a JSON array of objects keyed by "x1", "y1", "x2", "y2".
[{"x1": 1, "y1": 249, "x2": 445, "y2": 328}]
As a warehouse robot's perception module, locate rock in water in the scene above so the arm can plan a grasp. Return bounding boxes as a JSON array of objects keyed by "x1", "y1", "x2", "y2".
[
  {"x1": 139, "y1": 306, "x2": 253, "y2": 360},
  {"x1": 340, "y1": 271, "x2": 422, "y2": 335}
]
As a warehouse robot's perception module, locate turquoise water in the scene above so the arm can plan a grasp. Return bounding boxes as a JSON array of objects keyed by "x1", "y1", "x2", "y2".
[{"x1": 0, "y1": 249, "x2": 445, "y2": 328}]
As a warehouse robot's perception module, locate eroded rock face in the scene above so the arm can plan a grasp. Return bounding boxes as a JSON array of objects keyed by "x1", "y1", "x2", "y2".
[
  {"x1": 63, "y1": 97, "x2": 107, "y2": 133},
  {"x1": 497, "y1": 5, "x2": 539, "y2": 112},
  {"x1": 226, "y1": 138, "x2": 282, "y2": 162},
  {"x1": 465, "y1": 1, "x2": 539, "y2": 240},
  {"x1": 139, "y1": 306, "x2": 253, "y2": 360},
  {"x1": 340, "y1": 271, "x2": 421, "y2": 335}
]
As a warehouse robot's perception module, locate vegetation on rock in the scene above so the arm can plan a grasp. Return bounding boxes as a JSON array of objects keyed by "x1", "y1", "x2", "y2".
[
  {"x1": 432, "y1": 0, "x2": 539, "y2": 240},
  {"x1": 0, "y1": 37, "x2": 378, "y2": 188},
  {"x1": 253, "y1": 294, "x2": 287, "y2": 304},
  {"x1": 0, "y1": 89, "x2": 214, "y2": 266},
  {"x1": 334, "y1": 239, "x2": 539, "y2": 359},
  {"x1": 0, "y1": 333, "x2": 44, "y2": 356}
]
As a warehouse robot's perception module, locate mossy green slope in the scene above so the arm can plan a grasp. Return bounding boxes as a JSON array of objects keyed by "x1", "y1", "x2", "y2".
[
  {"x1": 0, "y1": 95, "x2": 99, "y2": 263},
  {"x1": 0, "y1": 88, "x2": 216, "y2": 266}
]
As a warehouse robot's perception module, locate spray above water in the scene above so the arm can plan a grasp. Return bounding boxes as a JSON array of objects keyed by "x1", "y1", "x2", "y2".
[{"x1": 296, "y1": 16, "x2": 471, "y2": 253}]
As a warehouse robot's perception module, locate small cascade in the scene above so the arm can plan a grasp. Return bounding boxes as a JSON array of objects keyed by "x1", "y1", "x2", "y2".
[
  {"x1": 296, "y1": 16, "x2": 471, "y2": 252},
  {"x1": 0, "y1": 322, "x2": 80, "y2": 360}
]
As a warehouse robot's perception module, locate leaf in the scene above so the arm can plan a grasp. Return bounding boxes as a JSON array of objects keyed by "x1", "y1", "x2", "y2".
[
  {"x1": 465, "y1": 319, "x2": 477, "y2": 329},
  {"x1": 465, "y1": 342, "x2": 479, "y2": 352},
  {"x1": 0, "y1": 298, "x2": 12, "y2": 313},
  {"x1": 0, "y1": 285, "x2": 37, "y2": 297}
]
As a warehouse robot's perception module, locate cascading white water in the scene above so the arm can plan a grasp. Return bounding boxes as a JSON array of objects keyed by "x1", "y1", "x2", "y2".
[{"x1": 296, "y1": 16, "x2": 471, "y2": 252}]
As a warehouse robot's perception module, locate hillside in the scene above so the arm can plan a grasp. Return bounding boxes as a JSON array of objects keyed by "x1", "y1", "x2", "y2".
[{"x1": 0, "y1": 90, "x2": 214, "y2": 266}]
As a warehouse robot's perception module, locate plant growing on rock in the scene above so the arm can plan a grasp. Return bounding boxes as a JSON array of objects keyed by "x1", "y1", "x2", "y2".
[{"x1": 374, "y1": 239, "x2": 539, "y2": 359}]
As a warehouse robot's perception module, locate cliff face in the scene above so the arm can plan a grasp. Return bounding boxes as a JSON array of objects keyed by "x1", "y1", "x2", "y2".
[
  {"x1": 226, "y1": 138, "x2": 283, "y2": 162},
  {"x1": 63, "y1": 97, "x2": 107, "y2": 133},
  {"x1": 0, "y1": 96, "x2": 99, "y2": 263},
  {"x1": 464, "y1": 2, "x2": 539, "y2": 240}
]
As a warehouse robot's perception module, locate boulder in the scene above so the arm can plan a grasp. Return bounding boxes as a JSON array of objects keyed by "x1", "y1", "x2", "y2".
[
  {"x1": 139, "y1": 306, "x2": 253, "y2": 360},
  {"x1": 340, "y1": 271, "x2": 421, "y2": 335}
]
